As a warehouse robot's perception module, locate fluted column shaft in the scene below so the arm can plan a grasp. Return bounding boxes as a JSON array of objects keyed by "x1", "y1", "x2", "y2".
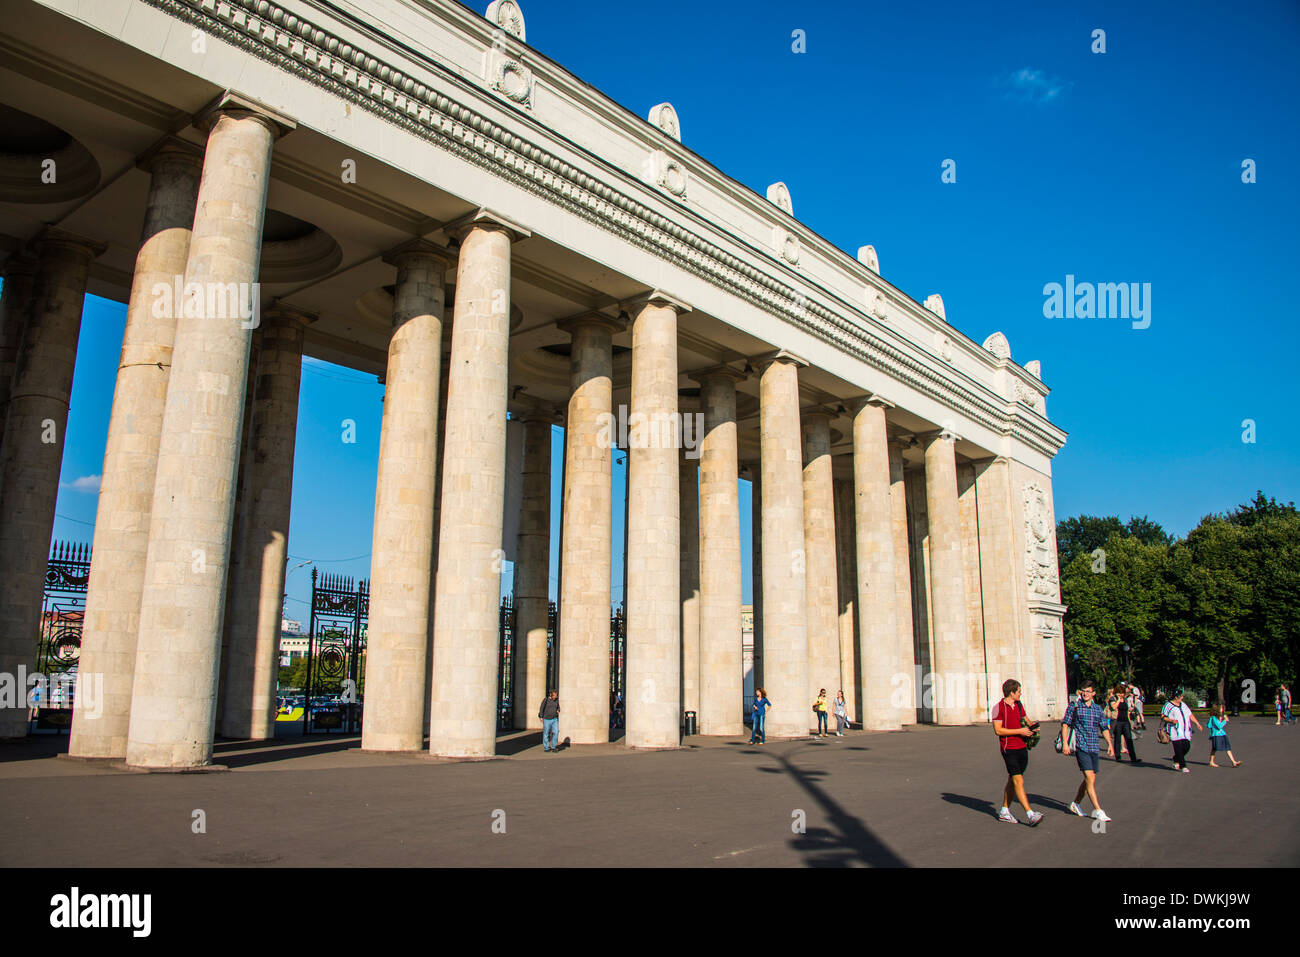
[
  {"x1": 922, "y1": 431, "x2": 970, "y2": 725},
  {"x1": 802, "y1": 411, "x2": 839, "y2": 721},
  {"x1": 0, "y1": 230, "x2": 102, "y2": 739},
  {"x1": 757, "y1": 355, "x2": 809, "y2": 738},
  {"x1": 888, "y1": 440, "x2": 917, "y2": 725},
  {"x1": 624, "y1": 296, "x2": 682, "y2": 748},
  {"x1": 221, "y1": 306, "x2": 312, "y2": 739},
  {"x1": 697, "y1": 372, "x2": 743, "y2": 735},
  {"x1": 750, "y1": 470, "x2": 763, "y2": 690},
  {"x1": 514, "y1": 413, "x2": 554, "y2": 730},
  {"x1": 125, "y1": 109, "x2": 279, "y2": 768},
  {"x1": 852, "y1": 398, "x2": 902, "y2": 730},
  {"x1": 556, "y1": 315, "x2": 617, "y2": 743},
  {"x1": 71, "y1": 146, "x2": 201, "y2": 757},
  {"x1": 429, "y1": 221, "x2": 516, "y2": 758},
  {"x1": 362, "y1": 246, "x2": 449, "y2": 752}
]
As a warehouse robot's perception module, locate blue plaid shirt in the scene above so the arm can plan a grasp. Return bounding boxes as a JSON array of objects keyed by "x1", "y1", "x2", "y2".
[{"x1": 1063, "y1": 698, "x2": 1110, "y2": 753}]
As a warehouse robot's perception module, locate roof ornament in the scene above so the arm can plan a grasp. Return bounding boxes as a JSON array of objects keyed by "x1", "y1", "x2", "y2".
[
  {"x1": 766, "y1": 182, "x2": 793, "y2": 216},
  {"x1": 485, "y1": 0, "x2": 525, "y2": 41},
  {"x1": 856, "y1": 245, "x2": 879, "y2": 273},
  {"x1": 924, "y1": 294, "x2": 946, "y2": 321},
  {"x1": 982, "y1": 331, "x2": 1011, "y2": 359},
  {"x1": 648, "y1": 102, "x2": 681, "y2": 142}
]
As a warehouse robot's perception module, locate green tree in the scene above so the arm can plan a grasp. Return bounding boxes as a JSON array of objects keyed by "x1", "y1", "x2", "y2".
[{"x1": 1056, "y1": 515, "x2": 1124, "y2": 571}]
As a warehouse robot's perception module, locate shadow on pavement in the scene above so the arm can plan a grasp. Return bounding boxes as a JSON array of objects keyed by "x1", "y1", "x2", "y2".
[
  {"x1": 941, "y1": 792, "x2": 994, "y2": 817},
  {"x1": 220, "y1": 737, "x2": 361, "y2": 769},
  {"x1": 767, "y1": 748, "x2": 908, "y2": 867}
]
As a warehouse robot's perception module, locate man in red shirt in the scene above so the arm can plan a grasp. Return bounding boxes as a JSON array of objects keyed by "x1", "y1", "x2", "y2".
[{"x1": 992, "y1": 678, "x2": 1043, "y2": 825}]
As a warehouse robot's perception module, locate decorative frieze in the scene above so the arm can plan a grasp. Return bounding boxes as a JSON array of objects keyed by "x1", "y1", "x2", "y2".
[{"x1": 1022, "y1": 481, "x2": 1059, "y2": 599}]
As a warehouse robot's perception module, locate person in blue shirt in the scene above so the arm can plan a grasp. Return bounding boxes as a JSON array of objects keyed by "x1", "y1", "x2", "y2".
[
  {"x1": 1061, "y1": 681, "x2": 1113, "y2": 823},
  {"x1": 1207, "y1": 705, "x2": 1242, "y2": 767},
  {"x1": 749, "y1": 689, "x2": 771, "y2": 746}
]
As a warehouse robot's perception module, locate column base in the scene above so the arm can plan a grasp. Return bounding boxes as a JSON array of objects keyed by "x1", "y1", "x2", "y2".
[{"x1": 121, "y1": 763, "x2": 230, "y2": 773}]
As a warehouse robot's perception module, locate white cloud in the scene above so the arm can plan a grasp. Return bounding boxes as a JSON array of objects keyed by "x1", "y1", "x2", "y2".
[
  {"x1": 60, "y1": 474, "x2": 101, "y2": 493},
  {"x1": 1004, "y1": 67, "x2": 1069, "y2": 104}
]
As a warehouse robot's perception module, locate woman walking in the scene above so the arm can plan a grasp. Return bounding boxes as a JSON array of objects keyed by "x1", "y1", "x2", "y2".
[
  {"x1": 813, "y1": 689, "x2": 829, "y2": 738},
  {"x1": 1207, "y1": 705, "x2": 1242, "y2": 767},
  {"x1": 832, "y1": 691, "x2": 849, "y2": 736},
  {"x1": 1111, "y1": 686, "x2": 1139, "y2": 764},
  {"x1": 749, "y1": 689, "x2": 771, "y2": 746}
]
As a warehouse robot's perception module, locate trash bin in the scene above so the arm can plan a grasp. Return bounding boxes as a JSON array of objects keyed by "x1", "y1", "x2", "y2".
[{"x1": 683, "y1": 710, "x2": 697, "y2": 736}]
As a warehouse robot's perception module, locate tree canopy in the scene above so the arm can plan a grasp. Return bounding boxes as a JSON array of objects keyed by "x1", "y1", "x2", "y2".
[{"x1": 1059, "y1": 491, "x2": 1297, "y2": 706}]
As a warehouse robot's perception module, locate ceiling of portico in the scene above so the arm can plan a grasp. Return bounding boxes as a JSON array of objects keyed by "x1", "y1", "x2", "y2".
[{"x1": 0, "y1": 0, "x2": 994, "y2": 462}]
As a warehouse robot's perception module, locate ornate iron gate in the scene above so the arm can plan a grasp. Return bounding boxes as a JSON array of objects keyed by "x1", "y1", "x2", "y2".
[
  {"x1": 304, "y1": 569, "x2": 367, "y2": 734},
  {"x1": 498, "y1": 596, "x2": 515, "y2": 731},
  {"x1": 35, "y1": 541, "x2": 91, "y2": 728}
]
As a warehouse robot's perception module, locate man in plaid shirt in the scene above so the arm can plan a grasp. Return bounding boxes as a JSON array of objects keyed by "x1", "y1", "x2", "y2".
[{"x1": 1061, "y1": 680, "x2": 1113, "y2": 823}]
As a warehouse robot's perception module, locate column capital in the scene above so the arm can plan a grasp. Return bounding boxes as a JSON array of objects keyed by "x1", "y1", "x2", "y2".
[
  {"x1": 556, "y1": 310, "x2": 626, "y2": 337},
  {"x1": 194, "y1": 91, "x2": 297, "y2": 139},
  {"x1": 751, "y1": 349, "x2": 808, "y2": 374},
  {"x1": 799, "y1": 407, "x2": 835, "y2": 427},
  {"x1": 2, "y1": 254, "x2": 38, "y2": 280},
  {"x1": 916, "y1": 427, "x2": 961, "y2": 446},
  {"x1": 262, "y1": 301, "x2": 318, "y2": 329},
  {"x1": 621, "y1": 289, "x2": 692, "y2": 315},
  {"x1": 135, "y1": 136, "x2": 204, "y2": 175},
  {"x1": 688, "y1": 363, "x2": 747, "y2": 386},
  {"x1": 32, "y1": 226, "x2": 106, "y2": 262},
  {"x1": 381, "y1": 238, "x2": 458, "y2": 271},
  {"x1": 513, "y1": 406, "x2": 564, "y2": 426},
  {"x1": 845, "y1": 393, "x2": 895, "y2": 415},
  {"x1": 442, "y1": 208, "x2": 531, "y2": 243}
]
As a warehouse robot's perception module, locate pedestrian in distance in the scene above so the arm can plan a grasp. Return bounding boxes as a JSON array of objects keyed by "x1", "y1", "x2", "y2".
[
  {"x1": 1110, "y1": 685, "x2": 1139, "y2": 764},
  {"x1": 1105, "y1": 687, "x2": 1127, "y2": 759},
  {"x1": 1130, "y1": 685, "x2": 1146, "y2": 734},
  {"x1": 1282, "y1": 684, "x2": 1294, "y2": 725},
  {"x1": 1275, "y1": 692, "x2": 1283, "y2": 727},
  {"x1": 813, "y1": 688, "x2": 829, "y2": 737},
  {"x1": 1207, "y1": 705, "x2": 1242, "y2": 768},
  {"x1": 832, "y1": 691, "x2": 849, "y2": 736},
  {"x1": 749, "y1": 689, "x2": 771, "y2": 745},
  {"x1": 1162, "y1": 689, "x2": 1202, "y2": 772},
  {"x1": 1061, "y1": 680, "x2": 1113, "y2": 823},
  {"x1": 539, "y1": 689, "x2": 560, "y2": 752},
  {"x1": 992, "y1": 678, "x2": 1043, "y2": 826}
]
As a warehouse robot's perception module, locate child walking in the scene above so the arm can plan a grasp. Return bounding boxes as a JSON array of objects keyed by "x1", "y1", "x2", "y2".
[{"x1": 1207, "y1": 705, "x2": 1242, "y2": 767}]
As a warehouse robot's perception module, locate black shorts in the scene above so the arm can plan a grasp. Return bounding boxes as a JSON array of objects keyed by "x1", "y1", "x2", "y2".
[{"x1": 1002, "y1": 748, "x2": 1028, "y2": 776}]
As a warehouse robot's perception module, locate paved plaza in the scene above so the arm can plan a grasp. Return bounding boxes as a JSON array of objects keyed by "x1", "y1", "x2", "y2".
[{"x1": 2, "y1": 717, "x2": 1293, "y2": 868}]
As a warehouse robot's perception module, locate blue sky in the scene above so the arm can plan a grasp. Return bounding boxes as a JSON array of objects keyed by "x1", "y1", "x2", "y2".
[{"x1": 31, "y1": 0, "x2": 1300, "y2": 616}]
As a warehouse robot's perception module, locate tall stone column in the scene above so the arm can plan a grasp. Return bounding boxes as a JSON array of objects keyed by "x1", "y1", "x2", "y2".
[
  {"x1": 514, "y1": 411, "x2": 556, "y2": 730},
  {"x1": 696, "y1": 368, "x2": 745, "y2": 736},
  {"x1": 556, "y1": 313, "x2": 621, "y2": 744},
  {"x1": 888, "y1": 439, "x2": 917, "y2": 725},
  {"x1": 0, "y1": 256, "x2": 37, "y2": 459},
  {"x1": 429, "y1": 211, "x2": 527, "y2": 758},
  {"x1": 0, "y1": 229, "x2": 103, "y2": 740},
  {"x1": 70, "y1": 141, "x2": 202, "y2": 758},
  {"x1": 832, "y1": 471, "x2": 860, "y2": 723},
  {"x1": 125, "y1": 100, "x2": 290, "y2": 769},
  {"x1": 624, "y1": 292, "x2": 687, "y2": 749},
  {"x1": 802, "y1": 410, "x2": 839, "y2": 720},
  {"x1": 220, "y1": 304, "x2": 314, "y2": 740},
  {"x1": 749, "y1": 467, "x2": 763, "y2": 690},
  {"x1": 921, "y1": 429, "x2": 970, "y2": 725},
  {"x1": 362, "y1": 243, "x2": 451, "y2": 752},
  {"x1": 972, "y1": 457, "x2": 1023, "y2": 696},
  {"x1": 957, "y1": 461, "x2": 991, "y2": 721},
  {"x1": 679, "y1": 429, "x2": 700, "y2": 724},
  {"x1": 756, "y1": 352, "x2": 809, "y2": 738},
  {"x1": 850, "y1": 397, "x2": 902, "y2": 730}
]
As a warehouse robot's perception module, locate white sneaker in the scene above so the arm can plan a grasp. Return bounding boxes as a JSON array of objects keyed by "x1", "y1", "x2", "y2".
[
  {"x1": 1069, "y1": 801, "x2": 1085, "y2": 817},
  {"x1": 1025, "y1": 810, "x2": 1044, "y2": 827},
  {"x1": 1092, "y1": 809, "x2": 1112, "y2": 823},
  {"x1": 998, "y1": 806, "x2": 1017, "y2": 823}
]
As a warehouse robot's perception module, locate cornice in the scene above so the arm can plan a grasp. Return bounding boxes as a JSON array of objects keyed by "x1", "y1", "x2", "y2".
[{"x1": 134, "y1": 0, "x2": 1065, "y2": 459}]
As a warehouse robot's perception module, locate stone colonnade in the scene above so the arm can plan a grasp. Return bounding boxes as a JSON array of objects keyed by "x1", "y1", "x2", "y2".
[{"x1": 6, "y1": 95, "x2": 1063, "y2": 767}]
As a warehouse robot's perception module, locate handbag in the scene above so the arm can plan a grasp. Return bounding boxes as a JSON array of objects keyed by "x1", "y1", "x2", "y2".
[{"x1": 1156, "y1": 726, "x2": 1170, "y2": 745}]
